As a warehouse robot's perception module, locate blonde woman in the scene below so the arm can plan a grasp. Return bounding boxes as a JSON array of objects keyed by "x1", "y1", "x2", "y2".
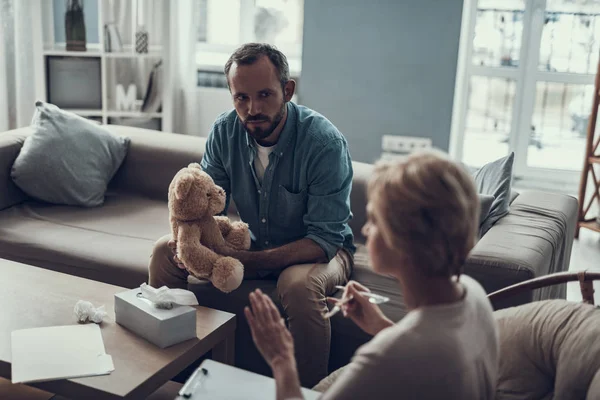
[{"x1": 245, "y1": 151, "x2": 499, "y2": 399}]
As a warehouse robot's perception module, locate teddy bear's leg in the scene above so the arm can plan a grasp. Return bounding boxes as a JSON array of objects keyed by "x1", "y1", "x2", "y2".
[
  {"x1": 178, "y1": 224, "x2": 244, "y2": 292},
  {"x1": 212, "y1": 256, "x2": 244, "y2": 293},
  {"x1": 214, "y1": 217, "x2": 251, "y2": 250},
  {"x1": 179, "y1": 241, "x2": 219, "y2": 280},
  {"x1": 177, "y1": 225, "x2": 219, "y2": 280}
]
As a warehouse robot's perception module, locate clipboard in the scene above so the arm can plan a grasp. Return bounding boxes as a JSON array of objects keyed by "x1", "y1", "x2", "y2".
[{"x1": 176, "y1": 359, "x2": 321, "y2": 400}]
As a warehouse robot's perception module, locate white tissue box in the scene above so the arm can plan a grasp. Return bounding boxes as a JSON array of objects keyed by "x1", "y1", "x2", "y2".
[{"x1": 114, "y1": 288, "x2": 197, "y2": 348}]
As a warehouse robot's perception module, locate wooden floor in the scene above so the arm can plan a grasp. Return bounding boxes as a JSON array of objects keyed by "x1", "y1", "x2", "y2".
[{"x1": 567, "y1": 228, "x2": 600, "y2": 303}]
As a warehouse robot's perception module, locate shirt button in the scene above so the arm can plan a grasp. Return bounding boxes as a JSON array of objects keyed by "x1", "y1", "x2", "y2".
[
  {"x1": 258, "y1": 189, "x2": 261, "y2": 194},
  {"x1": 265, "y1": 241, "x2": 269, "y2": 245},
  {"x1": 261, "y1": 218, "x2": 266, "y2": 223}
]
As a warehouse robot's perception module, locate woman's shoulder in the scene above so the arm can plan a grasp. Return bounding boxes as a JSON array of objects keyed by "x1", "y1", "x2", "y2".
[
  {"x1": 356, "y1": 314, "x2": 426, "y2": 361},
  {"x1": 358, "y1": 276, "x2": 496, "y2": 360},
  {"x1": 461, "y1": 274, "x2": 496, "y2": 321}
]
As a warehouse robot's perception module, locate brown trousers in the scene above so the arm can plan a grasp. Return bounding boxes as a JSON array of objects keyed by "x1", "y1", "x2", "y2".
[{"x1": 148, "y1": 234, "x2": 353, "y2": 387}]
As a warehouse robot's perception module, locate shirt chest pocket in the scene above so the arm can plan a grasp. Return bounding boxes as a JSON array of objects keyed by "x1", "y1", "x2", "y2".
[{"x1": 276, "y1": 185, "x2": 307, "y2": 227}]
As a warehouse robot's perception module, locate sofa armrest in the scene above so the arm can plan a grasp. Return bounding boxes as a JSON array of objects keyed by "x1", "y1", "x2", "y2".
[
  {"x1": 0, "y1": 128, "x2": 31, "y2": 210},
  {"x1": 107, "y1": 126, "x2": 207, "y2": 202},
  {"x1": 465, "y1": 190, "x2": 578, "y2": 309}
]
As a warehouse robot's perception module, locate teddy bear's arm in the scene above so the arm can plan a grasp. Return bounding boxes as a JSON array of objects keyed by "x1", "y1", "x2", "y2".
[
  {"x1": 212, "y1": 216, "x2": 251, "y2": 251},
  {"x1": 213, "y1": 215, "x2": 233, "y2": 236}
]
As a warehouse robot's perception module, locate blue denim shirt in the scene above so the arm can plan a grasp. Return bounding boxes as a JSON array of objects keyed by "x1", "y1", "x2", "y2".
[{"x1": 200, "y1": 102, "x2": 355, "y2": 261}]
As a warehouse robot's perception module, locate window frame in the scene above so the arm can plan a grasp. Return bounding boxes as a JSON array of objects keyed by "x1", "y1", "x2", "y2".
[{"x1": 450, "y1": 0, "x2": 594, "y2": 192}]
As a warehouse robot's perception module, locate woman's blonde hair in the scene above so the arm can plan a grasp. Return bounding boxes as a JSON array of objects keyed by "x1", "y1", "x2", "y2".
[{"x1": 368, "y1": 150, "x2": 479, "y2": 278}]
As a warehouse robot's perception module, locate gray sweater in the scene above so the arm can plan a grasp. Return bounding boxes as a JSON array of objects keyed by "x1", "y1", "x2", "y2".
[{"x1": 320, "y1": 275, "x2": 499, "y2": 400}]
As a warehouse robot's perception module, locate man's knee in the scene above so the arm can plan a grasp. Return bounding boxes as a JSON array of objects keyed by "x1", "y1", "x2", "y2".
[
  {"x1": 149, "y1": 234, "x2": 173, "y2": 277},
  {"x1": 277, "y1": 265, "x2": 324, "y2": 308},
  {"x1": 151, "y1": 234, "x2": 172, "y2": 260}
]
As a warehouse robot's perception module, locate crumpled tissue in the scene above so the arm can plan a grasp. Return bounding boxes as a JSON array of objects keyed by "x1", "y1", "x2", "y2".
[
  {"x1": 74, "y1": 300, "x2": 107, "y2": 324},
  {"x1": 139, "y1": 283, "x2": 199, "y2": 309}
]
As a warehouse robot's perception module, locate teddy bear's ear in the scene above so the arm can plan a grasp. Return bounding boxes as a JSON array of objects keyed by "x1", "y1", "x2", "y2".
[
  {"x1": 188, "y1": 162, "x2": 202, "y2": 170},
  {"x1": 174, "y1": 173, "x2": 194, "y2": 200}
]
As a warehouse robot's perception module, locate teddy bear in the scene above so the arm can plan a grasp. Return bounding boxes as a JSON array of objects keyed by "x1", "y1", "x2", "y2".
[{"x1": 168, "y1": 163, "x2": 251, "y2": 293}]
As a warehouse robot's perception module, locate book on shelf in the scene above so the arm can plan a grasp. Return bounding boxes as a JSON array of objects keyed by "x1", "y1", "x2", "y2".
[
  {"x1": 141, "y1": 60, "x2": 163, "y2": 113},
  {"x1": 104, "y1": 23, "x2": 123, "y2": 53}
]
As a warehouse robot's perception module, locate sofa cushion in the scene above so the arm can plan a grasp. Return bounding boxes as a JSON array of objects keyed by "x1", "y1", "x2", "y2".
[
  {"x1": 11, "y1": 102, "x2": 130, "y2": 207},
  {"x1": 0, "y1": 193, "x2": 169, "y2": 288},
  {"x1": 494, "y1": 300, "x2": 600, "y2": 400},
  {"x1": 472, "y1": 152, "x2": 514, "y2": 235}
]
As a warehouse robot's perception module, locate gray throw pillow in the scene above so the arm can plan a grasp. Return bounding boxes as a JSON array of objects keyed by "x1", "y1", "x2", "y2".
[
  {"x1": 478, "y1": 194, "x2": 495, "y2": 227},
  {"x1": 11, "y1": 101, "x2": 130, "y2": 207},
  {"x1": 472, "y1": 152, "x2": 514, "y2": 236}
]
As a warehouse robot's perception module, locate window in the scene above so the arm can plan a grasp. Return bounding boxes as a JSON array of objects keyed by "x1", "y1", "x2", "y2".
[
  {"x1": 453, "y1": 0, "x2": 600, "y2": 190},
  {"x1": 195, "y1": 0, "x2": 303, "y2": 77}
]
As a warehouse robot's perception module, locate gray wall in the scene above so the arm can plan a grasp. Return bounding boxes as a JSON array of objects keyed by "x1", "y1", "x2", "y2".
[
  {"x1": 53, "y1": 0, "x2": 99, "y2": 44},
  {"x1": 299, "y1": 0, "x2": 464, "y2": 163}
]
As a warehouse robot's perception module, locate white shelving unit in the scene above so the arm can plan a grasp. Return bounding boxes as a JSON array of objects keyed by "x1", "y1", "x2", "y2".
[{"x1": 33, "y1": 0, "x2": 173, "y2": 132}]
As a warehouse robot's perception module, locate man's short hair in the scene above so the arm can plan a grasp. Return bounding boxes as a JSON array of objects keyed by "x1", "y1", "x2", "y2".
[{"x1": 224, "y1": 43, "x2": 290, "y2": 90}]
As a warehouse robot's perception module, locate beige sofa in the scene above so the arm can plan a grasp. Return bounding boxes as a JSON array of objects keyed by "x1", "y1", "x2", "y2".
[{"x1": 0, "y1": 125, "x2": 578, "y2": 376}]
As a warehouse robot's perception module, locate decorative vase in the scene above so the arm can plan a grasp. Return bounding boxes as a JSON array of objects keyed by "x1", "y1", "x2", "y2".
[
  {"x1": 65, "y1": 0, "x2": 87, "y2": 51},
  {"x1": 135, "y1": 25, "x2": 148, "y2": 54}
]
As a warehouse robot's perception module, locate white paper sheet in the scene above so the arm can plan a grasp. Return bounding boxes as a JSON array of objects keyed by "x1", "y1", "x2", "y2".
[{"x1": 11, "y1": 324, "x2": 114, "y2": 384}]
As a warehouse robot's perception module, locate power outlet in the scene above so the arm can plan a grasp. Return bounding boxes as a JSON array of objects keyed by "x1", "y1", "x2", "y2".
[
  {"x1": 380, "y1": 152, "x2": 409, "y2": 162},
  {"x1": 381, "y1": 135, "x2": 432, "y2": 154}
]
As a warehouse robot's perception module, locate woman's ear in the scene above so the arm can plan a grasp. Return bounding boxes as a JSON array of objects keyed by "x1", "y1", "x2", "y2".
[{"x1": 284, "y1": 79, "x2": 296, "y2": 102}]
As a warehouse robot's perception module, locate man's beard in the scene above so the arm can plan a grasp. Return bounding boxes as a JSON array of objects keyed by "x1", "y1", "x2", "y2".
[{"x1": 243, "y1": 102, "x2": 286, "y2": 142}]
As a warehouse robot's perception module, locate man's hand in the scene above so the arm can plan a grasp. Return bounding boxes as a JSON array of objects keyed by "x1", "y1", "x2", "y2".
[
  {"x1": 223, "y1": 238, "x2": 328, "y2": 272},
  {"x1": 167, "y1": 239, "x2": 186, "y2": 269},
  {"x1": 245, "y1": 289, "x2": 296, "y2": 369},
  {"x1": 327, "y1": 280, "x2": 393, "y2": 336}
]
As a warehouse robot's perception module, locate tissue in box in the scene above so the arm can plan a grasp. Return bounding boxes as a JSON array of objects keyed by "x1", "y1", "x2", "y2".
[{"x1": 114, "y1": 288, "x2": 197, "y2": 348}]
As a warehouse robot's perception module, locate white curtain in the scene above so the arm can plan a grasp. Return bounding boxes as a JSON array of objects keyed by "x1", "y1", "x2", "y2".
[
  {"x1": 0, "y1": 0, "x2": 11, "y2": 131},
  {"x1": 0, "y1": 0, "x2": 38, "y2": 131},
  {"x1": 170, "y1": 0, "x2": 198, "y2": 134}
]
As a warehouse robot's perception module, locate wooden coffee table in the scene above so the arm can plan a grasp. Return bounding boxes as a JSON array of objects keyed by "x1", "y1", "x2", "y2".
[{"x1": 0, "y1": 259, "x2": 236, "y2": 399}]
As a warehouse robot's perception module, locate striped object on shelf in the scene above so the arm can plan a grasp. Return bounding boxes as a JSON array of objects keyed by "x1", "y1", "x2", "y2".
[{"x1": 135, "y1": 26, "x2": 149, "y2": 54}]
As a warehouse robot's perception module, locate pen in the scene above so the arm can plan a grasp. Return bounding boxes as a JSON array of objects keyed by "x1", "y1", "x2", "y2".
[
  {"x1": 334, "y1": 285, "x2": 390, "y2": 304},
  {"x1": 178, "y1": 367, "x2": 208, "y2": 398},
  {"x1": 322, "y1": 295, "x2": 354, "y2": 319}
]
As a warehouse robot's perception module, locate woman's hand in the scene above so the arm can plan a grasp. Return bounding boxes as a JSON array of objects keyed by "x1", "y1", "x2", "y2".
[
  {"x1": 245, "y1": 289, "x2": 296, "y2": 369},
  {"x1": 245, "y1": 289, "x2": 303, "y2": 400},
  {"x1": 328, "y1": 281, "x2": 393, "y2": 336}
]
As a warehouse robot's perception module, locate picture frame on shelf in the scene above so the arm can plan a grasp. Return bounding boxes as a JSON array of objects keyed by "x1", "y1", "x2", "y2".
[{"x1": 46, "y1": 56, "x2": 102, "y2": 110}]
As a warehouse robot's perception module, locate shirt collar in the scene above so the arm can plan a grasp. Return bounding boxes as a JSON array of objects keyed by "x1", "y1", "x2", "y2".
[{"x1": 244, "y1": 102, "x2": 296, "y2": 158}]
